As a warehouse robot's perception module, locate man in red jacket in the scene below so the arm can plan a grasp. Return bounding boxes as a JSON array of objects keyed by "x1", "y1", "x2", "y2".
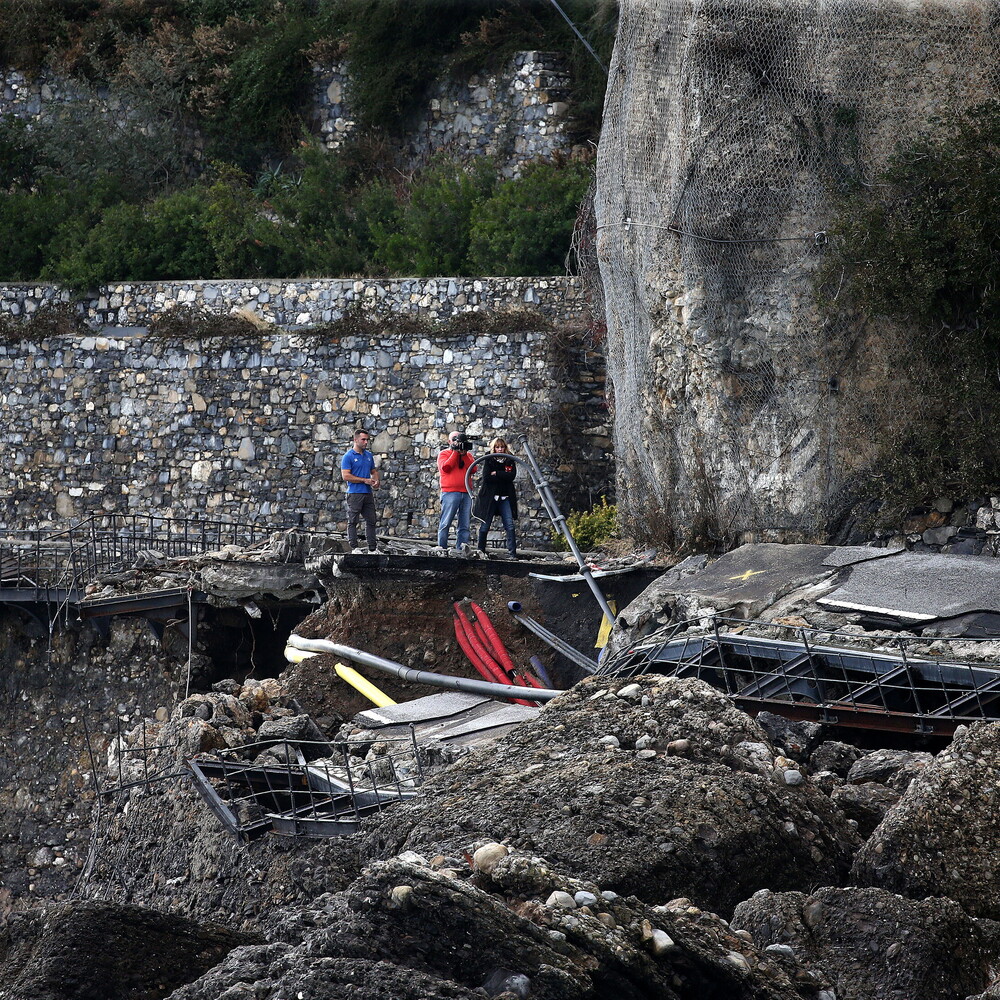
[{"x1": 437, "y1": 429, "x2": 476, "y2": 552}]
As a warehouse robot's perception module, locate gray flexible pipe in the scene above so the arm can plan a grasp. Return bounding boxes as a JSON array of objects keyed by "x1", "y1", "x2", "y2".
[
  {"x1": 506, "y1": 601, "x2": 599, "y2": 674},
  {"x1": 286, "y1": 633, "x2": 562, "y2": 703}
]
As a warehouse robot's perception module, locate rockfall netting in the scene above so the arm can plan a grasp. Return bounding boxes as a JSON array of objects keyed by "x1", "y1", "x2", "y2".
[{"x1": 591, "y1": 0, "x2": 1000, "y2": 547}]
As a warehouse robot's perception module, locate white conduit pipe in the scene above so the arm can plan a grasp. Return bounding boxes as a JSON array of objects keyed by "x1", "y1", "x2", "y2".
[{"x1": 285, "y1": 633, "x2": 562, "y2": 703}]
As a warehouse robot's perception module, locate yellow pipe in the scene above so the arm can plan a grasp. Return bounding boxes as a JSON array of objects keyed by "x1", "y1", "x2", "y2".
[
  {"x1": 284, "y1": 645, "x2": 395, "y2": 707},
  {"x1": 334, "y1": 662, "x2": 396, "y2": 707}
]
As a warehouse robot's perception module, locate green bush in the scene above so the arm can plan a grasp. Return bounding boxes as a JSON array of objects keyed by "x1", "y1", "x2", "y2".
[
  {"x1": 370, "y1": 156, "x2": 496, "y2": 276},
  {"x1": 468, "y1": 159, "x2": 591, "y2": 275},
  {"x1": 48, "y1": 188, "x2": 217, "y2": 289},
  {"x1": 553, "y1": 496, "x2": 618, "y2": 552},
  {"x1": 824, "y1": 100, "x2": 1000, "y2": 346},
  {"x1": 268, "y1": 142, "x2": 367, "y2": 275},
  {"x1": 201, "y1": 163, "x2": 285, "y2": 277},
  {"x1": 203, "y1": 6, "x2": 317, "y2": 161}
]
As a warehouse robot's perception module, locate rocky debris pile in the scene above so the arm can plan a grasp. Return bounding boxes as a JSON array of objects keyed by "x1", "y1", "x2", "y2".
[
  {"x1": 0, "y1": 900, "x2": 254, "y2": 999},
  {"x1": 359, "y1": 676, "x2": 860, "y2": 916},
  {"x1": 18, "y1": 637, "x2": 1000, "y2": 998},
  {"x1": 83, "y1": 529, "x2": 332, "y2": 606},
  {"x1": 732, "y1": 886, "x2": 1000, "y2": 1000},
  {"x1": 853, "y1": 721, "x2": 1000, "y2": 920},
  {"x1": 105, "y1": 676, "x2": 307, "y2": 787},
  {"x1": 167, "y1": 850, "x2": 826, "y2": 1000}
]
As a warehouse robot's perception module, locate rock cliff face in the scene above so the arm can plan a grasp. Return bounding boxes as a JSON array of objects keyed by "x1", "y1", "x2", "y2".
[{"x1": 595, "y1": 0, "x2": 1000, "y2": 546}]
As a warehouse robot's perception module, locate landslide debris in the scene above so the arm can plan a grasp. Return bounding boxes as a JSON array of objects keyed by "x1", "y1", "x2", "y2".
[
  {"x1": 0, "y1": 899, "x2": 253, "y2": 1000},
  {"x1": 852, "y1": 721, "x2": 1000, "y2": 920},
  {"x1": 167, "y1": 852, "x2": 826, "y2": 1000},
  {"x1": 733, "y1": 886, "x2": 1000, "y2": 1000},
  {"x1": 358, "y1": 675, "x2": 861, "y2": 916}
]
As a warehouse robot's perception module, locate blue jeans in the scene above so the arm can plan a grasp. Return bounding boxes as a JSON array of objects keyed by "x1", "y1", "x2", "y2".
[
  {"x1": 478, "y1": 498, "x2": 516, "y2": 555},
  {"x1": 438, "y1": 491, "x2": 471, "y2": 549}
]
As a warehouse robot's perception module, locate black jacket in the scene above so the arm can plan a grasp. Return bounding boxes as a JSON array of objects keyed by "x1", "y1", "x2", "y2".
[{"x1": 472, "y1": 454, "x2": 518, "y2": 522}]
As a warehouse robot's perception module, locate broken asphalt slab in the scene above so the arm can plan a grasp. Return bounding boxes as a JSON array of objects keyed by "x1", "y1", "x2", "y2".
[
  {"x1": 819, "y1": 551, "x2": 1000, "y2": 621},
  {"x1": 613, "y1": 543, "x2": 1000, "y2": 646}
]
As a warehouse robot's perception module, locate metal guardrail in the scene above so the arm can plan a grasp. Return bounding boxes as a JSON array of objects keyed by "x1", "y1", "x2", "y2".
[
  {"x1": 0, "y1": 513, "x2": 308, "y2": 599},
  {"x1": 600, "y1": 616, "x2": 1000, "y2": 735},
  {"x1": 186, "y1": 735, "x2": 423, "y2": 841}
]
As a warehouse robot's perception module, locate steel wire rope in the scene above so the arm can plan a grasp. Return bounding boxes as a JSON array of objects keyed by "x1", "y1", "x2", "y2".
[{"x1": 545, "y1": 0, "x2": 608, "y2": 74}]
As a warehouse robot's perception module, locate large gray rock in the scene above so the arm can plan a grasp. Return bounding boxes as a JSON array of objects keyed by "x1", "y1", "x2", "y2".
[
  {"x1": 829, "y1": 783, "x2": 900, "y2": 840},
  {"x1": 852, "y1": 722, "x2": 1000, "y2": 919},
  {"x1": 755, "y1": 712, "x2": 824, "y2": 761},
  {"x1": 732, "y1": 886, "x2": 1000, "y2": 1000},
  {"x1": 362, "y1": 676, "x2": 860, "y2": 915},
  {"x1": 169, "y1": 853, "x2": 823, "y2": 1000},
  {"x1": 846, "y1": 748, "x2": 933, "y2": 791},
  {"x1": 810, "y1": 741, "x2": 864, "y2": 778},
  {"x1": 596, "y1": 0, "x2": 1000, "y2": 545}
]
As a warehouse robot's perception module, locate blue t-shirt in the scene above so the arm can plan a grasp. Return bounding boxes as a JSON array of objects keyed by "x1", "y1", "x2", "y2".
[{"x1": 341, "y1": 447, "x2": 376, "y2": 493}]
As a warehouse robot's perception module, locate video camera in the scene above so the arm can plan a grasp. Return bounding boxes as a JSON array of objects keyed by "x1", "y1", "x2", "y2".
[{"x1": 452, "y1": 432, "x2": 476, "y2": 453}]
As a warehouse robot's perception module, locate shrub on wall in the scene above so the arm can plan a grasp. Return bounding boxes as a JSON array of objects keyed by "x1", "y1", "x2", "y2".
[
  {"x1": 552, "y1": 496, "x2": 618, "y2": 552},
  {"x1": 49, "y1": 189, "x2": 217, "y2": 289},
  {"x1": 0, "y1": 138, "x2": 591, "y2": 285},
  {"x1": 370, "y1": 156, "x2": 497, "y2": 276},
  {"x1": 468, "y1": 159, "x2": 592, "y2": 275},
  {"x1": 820, "y1": 99, "x2": 1000, "y2": 512}
]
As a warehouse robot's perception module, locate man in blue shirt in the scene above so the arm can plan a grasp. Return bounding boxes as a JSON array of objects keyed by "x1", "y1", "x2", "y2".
[{"x1": 340, "y1": 428, "x2": 381, "y2": 553}]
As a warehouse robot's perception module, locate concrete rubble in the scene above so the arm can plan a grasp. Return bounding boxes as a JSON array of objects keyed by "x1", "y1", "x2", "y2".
[{"x1": 7, "y1": 540, "x2": 1000, "y2": 997}]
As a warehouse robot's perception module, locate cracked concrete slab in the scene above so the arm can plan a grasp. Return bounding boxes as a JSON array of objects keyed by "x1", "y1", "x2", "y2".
[{"x1": 820, "y1": 552, "x2": 1000, "y2": 621}]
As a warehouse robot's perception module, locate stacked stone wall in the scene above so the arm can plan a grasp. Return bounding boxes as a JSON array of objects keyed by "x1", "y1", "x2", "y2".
[
  {"x1": 2, "y1": 49, "x2": 573, "y2": 179},
  {"x1": 311, "y1": 52, "x2": 574, "y2": 174},
  {"x1": 0, "y1": 277, "x2": 607, "y2": 547},
  {"x1": 0, "y1": 275, "x2": 583, "y2": 328}
]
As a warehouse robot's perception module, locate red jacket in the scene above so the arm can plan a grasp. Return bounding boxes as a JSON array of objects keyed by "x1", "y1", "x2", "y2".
[{"x1": 438, "y1": 447, "x2": 476, "y2": 492}]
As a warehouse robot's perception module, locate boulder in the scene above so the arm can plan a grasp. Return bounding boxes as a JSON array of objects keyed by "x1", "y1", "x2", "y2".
[
  {"x1": 732, "y1": 886, "x2": 1000, "y2": 1000},
  {"x1": 361, "y1": 676, "x2": 860, "y2": 915},
  {"x1": 755, "y1": 713, "x2": 825, "y2": 760},
  {"x1": 0, "y1": 900, "x2": 251, "y2": 999},
  {"x1": 847, "y1": 748, "x2": 933, "y2": 791},
  {"x1": 829, "y1": 783, "x2": 900, "y2": 839},
  {"x1": 852, "y1": 722, "x2": 1000, "y2": 919},
  {"x1": 256, "y1": 714, "x2": 330, "y2": 759},
  {"x1": 171, "y1": 853, "x2": 824, "y2": 1000},
  {"x1": 810, "y1": 741, "x2": 864, "y2": 777}
]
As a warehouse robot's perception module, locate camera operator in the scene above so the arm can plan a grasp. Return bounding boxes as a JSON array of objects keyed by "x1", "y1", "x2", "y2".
[{"x1": 436, "y1": 429, "x2": 476, "y2": 553}]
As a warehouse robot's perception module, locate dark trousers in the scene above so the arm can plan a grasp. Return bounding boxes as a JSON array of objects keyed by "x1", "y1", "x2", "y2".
[
  {"x1": 477, "y1": 498, "x2": 516, "y2": 556},
  {"x1": 346, "y1": 492, "x2": 377, "y2": 549}
]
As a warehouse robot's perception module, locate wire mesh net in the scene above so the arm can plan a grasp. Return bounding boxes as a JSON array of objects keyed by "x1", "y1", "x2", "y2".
[{"x1": 589, "y1": 0, "x2": 1000, "y2": 548}]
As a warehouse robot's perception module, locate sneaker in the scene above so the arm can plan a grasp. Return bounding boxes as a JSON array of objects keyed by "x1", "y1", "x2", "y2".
[
  {"x1": 351, "y1": 547, "x2": 367, "y2": 554},
  {"x1": 428, "y1": 545, "x2": 447, "y2": 556},
  {"x1": 368, "y1": 548, "x2": 382, "y2": 555}
]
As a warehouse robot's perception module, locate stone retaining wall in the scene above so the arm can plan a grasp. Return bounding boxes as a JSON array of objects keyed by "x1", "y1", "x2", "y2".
[
  {"x1": 0, "y1": 278, "x2": 607, "y2": 547},
  {"x1": 311, "y1": 52, "x2": 573, "y2": 174},
  {"x1": 2, "y1": 49, "x2": 573, "y2": 178},
  {"x1": 0, "y1": 275, "x2": 584, "y2": 328}
]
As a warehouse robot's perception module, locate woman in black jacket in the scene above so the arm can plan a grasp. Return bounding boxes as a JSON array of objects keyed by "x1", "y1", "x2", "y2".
[{"x1": 473, "y1": 437, "x2": 518, "y2": 558}]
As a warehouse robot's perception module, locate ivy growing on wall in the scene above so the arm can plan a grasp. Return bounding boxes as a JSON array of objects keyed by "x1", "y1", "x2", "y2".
[{"x1": 820, "y1": 100, "x2": 1000, "y2": 514}]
